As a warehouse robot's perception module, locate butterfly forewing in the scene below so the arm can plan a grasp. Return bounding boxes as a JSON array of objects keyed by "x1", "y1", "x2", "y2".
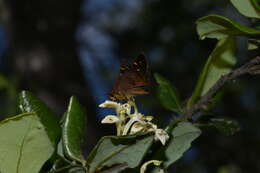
[
  {"x1": 109, "y1": 54, "x2": 150, "y2": 101},
  {"x1": 132, "y1": 54, "x2": 147, "y2": 74}
]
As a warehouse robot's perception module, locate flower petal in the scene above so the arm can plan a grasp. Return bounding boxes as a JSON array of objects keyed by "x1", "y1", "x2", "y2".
[
  {"x1": 130, "y1": 122, "x2": 144, "y2": 134},
  {"x1": 99, "y1": 100, "x2": 120, "y2": 109},
  {"x1": 101, "y1": 115, "x2": 120, "y2": 124},
  {"x1": 142, "y1": 116, "x2": 153, "y2": 121},
  {"x1": 155, "y1": 129, "x2": 169, "y2": 145}
]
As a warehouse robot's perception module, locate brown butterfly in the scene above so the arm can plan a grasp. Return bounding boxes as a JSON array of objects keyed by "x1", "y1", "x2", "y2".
[{"x1": 109, "y1": 54, "x2": 150, "y2": 101}]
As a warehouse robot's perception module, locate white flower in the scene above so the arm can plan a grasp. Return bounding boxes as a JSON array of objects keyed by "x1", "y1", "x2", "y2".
[
  {"x1": 99, "y1": 100, "x2": 121, "y2": 109},
  {"x1": 142, "y1": 116, "x2": 153, "y2": 121},
  {"x1": 122, "y1": 103, "x2": 131, "y2": 114},
  {"x1": 146, "y1": 122, "x2": 158, "y2": 130},
  {"x1": 118, "y1": 103, "x2": 131, "y2": 115},
  {"x1": 123, "y1": 113, "x2": 145, "y2": 135},
  {"x1": 140, "y1": 160, "x2": 162, "y2": 173},
  {"x1": 130, "y1": 122, "x2": 144, "y2": 134},
  {"x1": 101, "y1": 115, "x2": 120, "y2": 124},
  {"x1": 99, "y1": 100, "x2": 169, "y2": 144},
  {"x1": 154, "y1": 129, "x2": 169, "y2": 145}
]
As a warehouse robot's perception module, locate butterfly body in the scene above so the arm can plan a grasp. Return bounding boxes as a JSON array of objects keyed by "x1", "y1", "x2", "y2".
[{"x1": 109, "y1": 54, "x2": 150, "y2": 101}]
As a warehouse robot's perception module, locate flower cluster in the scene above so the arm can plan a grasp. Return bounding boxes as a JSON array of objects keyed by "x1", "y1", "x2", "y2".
[{"x1": 99, "y1": 100, "x2": 169, "y2": 145}]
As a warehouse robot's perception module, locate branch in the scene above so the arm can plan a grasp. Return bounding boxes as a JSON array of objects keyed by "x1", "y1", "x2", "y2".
[{"x1": 184, "y1": 56, "x2": 260, "y2": 120}]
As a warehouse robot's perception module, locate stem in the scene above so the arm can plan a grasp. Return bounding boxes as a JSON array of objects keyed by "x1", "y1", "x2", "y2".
[
  {"x1": 128, "y1": 99, "x2": 138, "y2": 114},
  {"x1": 116, "y1": 112, "x2": 125, "y2": 136},
  {"x1": 184, "y1": 56, "x2": 260, "y2": 120}
]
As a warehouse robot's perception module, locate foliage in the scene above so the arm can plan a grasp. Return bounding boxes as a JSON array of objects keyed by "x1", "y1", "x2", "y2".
[{"x1": 0, "y1": 0, "x2": 260, "y2": 173}]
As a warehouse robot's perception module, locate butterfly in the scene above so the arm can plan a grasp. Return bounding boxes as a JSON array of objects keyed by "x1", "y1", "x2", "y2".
[{"x1": 109, "y1": 54, "x2": 150, "y2": 101}]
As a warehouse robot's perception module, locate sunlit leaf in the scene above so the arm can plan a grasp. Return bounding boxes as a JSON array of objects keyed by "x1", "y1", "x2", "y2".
[
  {"x1": 196, "y1": 14, "x2": 260, "y2": 40},
  {"x1": 62, "y1": 96, "x2": 86, "y2": 164},
  {"x1": 188, "y1": 37, "x2": 236, "y2": 107},
  {"x1": 87, "y1": 134, "x2": 153, "y2": 173},
  {"x1": 230, "y1": 0, "x2": 260, "y2": 19},
  {"x1": 0, "y1": 113, "x2": 54, "y2": 173},
  {"x1": 154, "y1": 73, "x2": 182, "y2": 112},
  {"x1": 19, "y1": 91, "x2": 61, "y2": 145}
]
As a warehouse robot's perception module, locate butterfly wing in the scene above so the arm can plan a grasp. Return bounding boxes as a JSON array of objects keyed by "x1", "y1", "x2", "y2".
[
  {"x1": 131, "y1": 54, "x2": 150, "y2": 86},
  {"x1": 109, "y1": 54, "x2": 150, "y2": 100}
]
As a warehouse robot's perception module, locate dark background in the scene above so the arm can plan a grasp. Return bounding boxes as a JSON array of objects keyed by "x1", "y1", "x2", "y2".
[{"x1": 0, "y1": 0, "x2": 260, "y2": 172}]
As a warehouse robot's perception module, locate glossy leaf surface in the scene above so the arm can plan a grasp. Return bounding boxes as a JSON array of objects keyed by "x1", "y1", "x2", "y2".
[
  {"x1": 19, "y1": 91, "x2": 61, "y2": 145},
  {"x1": 87, "y1": 134, "x2": 153, "y2": 173},
  {"x1": 188, "y1": 37, "x2": 236, "y2": 107},
  {"x1": 196, "y1": 14, "x2": 260, "y2": 40},
  {"x1": 62, "y1": 96, "x2": 86, "y2": 164},
  {"x1": 230, "y1": 0, "x2": 260, "y2": 19},
  {"x1": 0, "y1": 113, "x2": 54, "y2": 173}
]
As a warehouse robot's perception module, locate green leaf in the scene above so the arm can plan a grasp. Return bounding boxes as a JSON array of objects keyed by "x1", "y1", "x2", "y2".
[
  {"x1": 187, "y1": 37, "x2": 236, "y2": 107},
  {"x1": 196, "y1": 14, "x2": 260, "y2": 40},
  {"x1": 230, "y1": 0, "x2": 260, "y2": 19},
  {"x1": 154, "y1": 73, "x2": 182, "y2": 112},
  {"x1": 155, "y1": 122, "x2": 201, "y2": 168},
  {"x1": 62, "y1": 96, "x2": 86, "y2": 164},
  {"x1": 209, "y1": 118, "x2": 240, "y2": 136},
  {"x1": 87, "y1": 134, "x2": 154, "y2": 173},
  {"x1": 248, "y1": 39, "x2": 260, "y2": 50},
  {"x1": 18, "y1": 91, "x2": 61, "y2": 146},
  {"x1": 0, "y1": 113, "x2": 54, "y2": 173}
]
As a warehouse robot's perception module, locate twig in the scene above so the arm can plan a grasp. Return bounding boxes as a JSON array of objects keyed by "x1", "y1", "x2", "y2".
[{"x1": 184, "y1": 56, "x2": 260, "y2": 120}]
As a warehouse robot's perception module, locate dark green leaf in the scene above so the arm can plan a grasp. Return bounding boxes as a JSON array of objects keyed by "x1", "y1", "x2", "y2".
[
  {"x1": 187, "y1": 37, "x2": 236, "y2": 107},
  {"x1": 154, "y1": 122, "x2": 201, "y2": 168},
  {"x1": 230, "y1": 0, "x2": 260, "y2": 19},
  {"x1": 98, "y1": 163, "x2": 128, "y2": 173},
  {"x1": 154, "y1": 73, "x2": 182, "y2": 112},
  {"x1": 0, "y1": 113, "x2": 54, "y2": 173},
  {"x1": 0, "y1": 74, "x2": 9, "y2": 89},
  {"x1": 62, "y1": 96, "x2": 86, "y2": 164},
  {"x1": 50, "y1": 158, "x2": 69, "y2": 172},
  {"x1": 87, "y1": 134, "x2": 154, "y2": 173},
  {"x1": 18, "y1": 91, "x2": 61, "y2": 145},
  {"x1": 209, "y1": 118, "x2": 240, "y2": 136},
  {"x1": 196, "y1": 14, "x2": 260, "y2": 40}
]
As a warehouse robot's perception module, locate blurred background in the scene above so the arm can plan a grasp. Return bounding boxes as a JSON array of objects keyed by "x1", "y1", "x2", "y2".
[{"x1": 0, "y1": 0, "x2": 260, "y2": 172}]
